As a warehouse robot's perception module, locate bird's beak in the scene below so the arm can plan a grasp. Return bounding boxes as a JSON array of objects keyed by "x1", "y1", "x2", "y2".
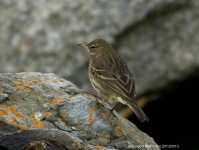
[{"x1": 77, "y1": 44, "x2": 88, "y2": 48}]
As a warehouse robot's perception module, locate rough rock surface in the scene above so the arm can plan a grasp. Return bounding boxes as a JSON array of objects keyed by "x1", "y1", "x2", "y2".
[
  {"x1": 0, "y1": 0, "x2": 198, "y2": 96},
  {"x1": 0, "y1": 72, "x2": 159, "y2": 150}
]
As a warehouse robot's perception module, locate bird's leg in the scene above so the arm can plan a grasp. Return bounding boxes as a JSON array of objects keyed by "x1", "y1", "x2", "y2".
[
  {"x1": 102, "y1": 103, "x2": 119, "y2": 119},
  {"x1": 110, "y1": 102, "x2": 120, "y2": 112}
]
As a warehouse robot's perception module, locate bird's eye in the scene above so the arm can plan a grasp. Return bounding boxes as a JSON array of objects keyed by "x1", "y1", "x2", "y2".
[{"x1": 90, "y1": 46, "x2": 96, "y2": 50}]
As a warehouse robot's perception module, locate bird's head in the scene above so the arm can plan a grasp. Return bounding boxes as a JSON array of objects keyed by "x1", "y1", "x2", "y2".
[{"x1": 77, "y1": 39, "x2": 113, "y2": 58}]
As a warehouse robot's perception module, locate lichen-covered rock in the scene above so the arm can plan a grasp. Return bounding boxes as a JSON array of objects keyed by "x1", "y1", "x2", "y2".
[{"x1": 0, "y1": 72, "x2": 159, "y2": 150}]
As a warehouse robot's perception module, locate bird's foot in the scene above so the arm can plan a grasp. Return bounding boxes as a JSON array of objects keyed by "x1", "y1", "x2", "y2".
[
  {"x1": 106, "y1": 103, "x2": 120, "y2": 120},
  {"x1": 107, "y1": 109, "x2": 118, "y2": 120},
  {"x1": 84, "y1": 91, "x2": 104, "y2": 101}
]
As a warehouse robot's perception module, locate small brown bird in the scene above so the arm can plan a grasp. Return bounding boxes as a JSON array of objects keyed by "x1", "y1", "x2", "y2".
[{"x1": 77, "y1": 39, "x2": 149, "y2": 123}]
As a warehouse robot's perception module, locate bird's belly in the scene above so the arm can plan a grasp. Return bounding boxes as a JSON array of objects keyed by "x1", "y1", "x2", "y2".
[
  {"x1": 89, "y1": 72, "x2": 128, "y2": 105},
  {"x1": 89, "y1": 77, "x2": 116, "y2": 103},
  {"x1": 116, "y1": 97, "x2": 127, "y2": 105}
]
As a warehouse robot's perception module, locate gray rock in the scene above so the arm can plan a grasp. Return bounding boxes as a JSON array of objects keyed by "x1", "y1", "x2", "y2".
[
  {"x1": 0, "y1": 72, "x2": 159, "y2": 150},
  {"x1": 114, "y1": 0, "x2": 199, "y2": 94},
  {"x1": 0, "y1": 0, "x2": 196, "y2": 97}
]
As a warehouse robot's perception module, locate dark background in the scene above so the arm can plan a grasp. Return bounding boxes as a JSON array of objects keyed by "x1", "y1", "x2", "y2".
[{"x1": 129, "y1": 77, "x2": 198, "y2": 150}]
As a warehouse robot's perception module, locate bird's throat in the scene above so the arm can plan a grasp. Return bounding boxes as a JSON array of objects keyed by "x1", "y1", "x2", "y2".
[{"x1": 90, "y1": 54, "x2": 97, "y2": 58}]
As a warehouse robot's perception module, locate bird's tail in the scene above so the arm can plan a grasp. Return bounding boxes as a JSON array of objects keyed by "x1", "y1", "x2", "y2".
[{"x1": 127, "y1": 100, "x2": 149, "y2": 123}]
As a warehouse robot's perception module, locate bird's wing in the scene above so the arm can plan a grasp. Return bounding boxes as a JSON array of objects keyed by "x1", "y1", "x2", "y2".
[{"x1": 90, "y1": 63, "x2": 136, "y2": 100}]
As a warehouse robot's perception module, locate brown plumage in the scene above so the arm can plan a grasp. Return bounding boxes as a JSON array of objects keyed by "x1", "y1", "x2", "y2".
[{"x1": 77, "y1": 39, "x2": 149, "y2": 123}]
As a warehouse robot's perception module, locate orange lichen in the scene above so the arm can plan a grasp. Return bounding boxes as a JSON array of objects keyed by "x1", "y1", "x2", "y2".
[
  {"x1": 101, "y1": 113, "x2": 107, "y2": 116},
  {"x1": 121, "y1": 129, "x2": 125, "y2": 134},
  {"x1": 84, "y1": 95, "x2": 91, "y2": 99},
  {"x1": 46, "y1": 97, "x2": 50, "y2": 101},
  {"x1": 109, "y1": 118, "x2": 113, "y2": 122},
  {"x1": 23, "y1": 84, "x2": 27, "y2": 86},
  {"x1": 73, "y1": 96, "x2": 78, "y2": 98},
  {"x1": 0, "y1": 110, "x2": 9, "y2": 116},
  {"x1": 61, "y1": 110, "x2": 66, "y2": 116},
  {"x1": 99, "y1": 134, "x2": 106, "y2": 140},
  {"x1": 94, "y1": 104, "x2": 97, "y2": 108},
  {"x1": 7, "y1": 101, "x2": 11, "y2": 104},
  {"x1": 103, "y1": 122, "x2": 106, "y2": 124},
  {"x1": 134, "y1": 129, "x2": 137, "y2": 131},
  {"x1": 114, "y1": 127, "x2": 119, "y2": 131},
  {"x1": 24, "y1": 88, "x2": 31, "y2": 92},
  {"x1": 18, "y1": 90, "x2": 22, "y2": 92},
  {"x1": 14, "y1": 105, "x2": 18, "y2": 108},
  {"x1": 2, "y1": 105, "x2": 7, "y2": 110},
  {"x1": 46, "y1": 79, "x2": 50, "y2": 80},
  {"x1": 57, "y1": 118, "x2": 66, "y2": 125},
  {"x1": 140, "y1": 142, "x2": 142, "y2": 144},
  {"x1": 133, "y1": 136, "x2": 137, "y2": 139},
  {"x1": 87, "y1": 118, "x2": 93, "y2": 123},
  {"x1": 129, "y1": 128, "x2": 134, "y2": 131},
  {"x1": 23, "y1": 80, "x2": 27, "y2": 82},
  {"x1": 52, "y1": 81, "x2": 57, "y2": 83},
  {"x1": 90, "y1": 109, "x2": 94, "y2": 115},
  {"x1": 50, "y1": 101, "x2": 59, "y2": 105},
  {"x1": 24, "y1": 108, "x2": 28, "y2": 112},
  {"x1": 123, "y1": 118, "x2": 129, "y2": 121},
  {"x1": 0, "y1": 110, "x2": 9, "y2": 117},
  {"x1": 96, "y1": 146, "x2": 103, "y2": 149},
  {"x1": 31, "y1": 82, "x2": 38, "y2": 85},
  {"x1": 142, "y1": 133, "x2": 147, "y2": 138},
  {"x1": 16, "y1": 86, "x2": 24, "y2": 89},
  {"x1": 32, "y1": 115, "x2": 37, "y2": 121},
  {"x1": 77, "y1": 122, "x2": 80, "y2": 125},
  {"x1": 59, "y1": 80, "x2": 64, "y2": 82},
  {"x1": 19, "y1": 124, "x2": 26, "y2": 130},
  {"x1": 8, "y1": 107, "x2": 16, "y2": 113},
  {"x1": 14, "y1": 112, "x2": 22, "y2": 118},
  {"x1": 117, "y1": 132, "x2": 122, "y2": 136},
  {"x1": 31, "y1": 125, "x2": 36, "y2": 128},
  {"x1": 9, "y1": 117, "x2": 17, "y2": 125},
  {"x1": 24, "y1": 76, "x2": 28, "y2": 77},
  {"x1": 34, "y1": 121, "x2": 44, "y2": 128},
  {"x1": 120, "y1": 123, "x2": 124, "y2": 127},
  {"x1": 56, "y1": 97, "x2": 63, "y2": 101},
  {"x1": 23, "y1": 115, "x2": 32, "y2": 120},
  {"x1": 52, "y1": 74, "x2": 58, "y2": 78},
  {"x1": 44, "y1": 112, "x2": 50, "y2": 117},
  {"x1": 13, "y1": 81, "x2": 21, "y2": 84}
]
